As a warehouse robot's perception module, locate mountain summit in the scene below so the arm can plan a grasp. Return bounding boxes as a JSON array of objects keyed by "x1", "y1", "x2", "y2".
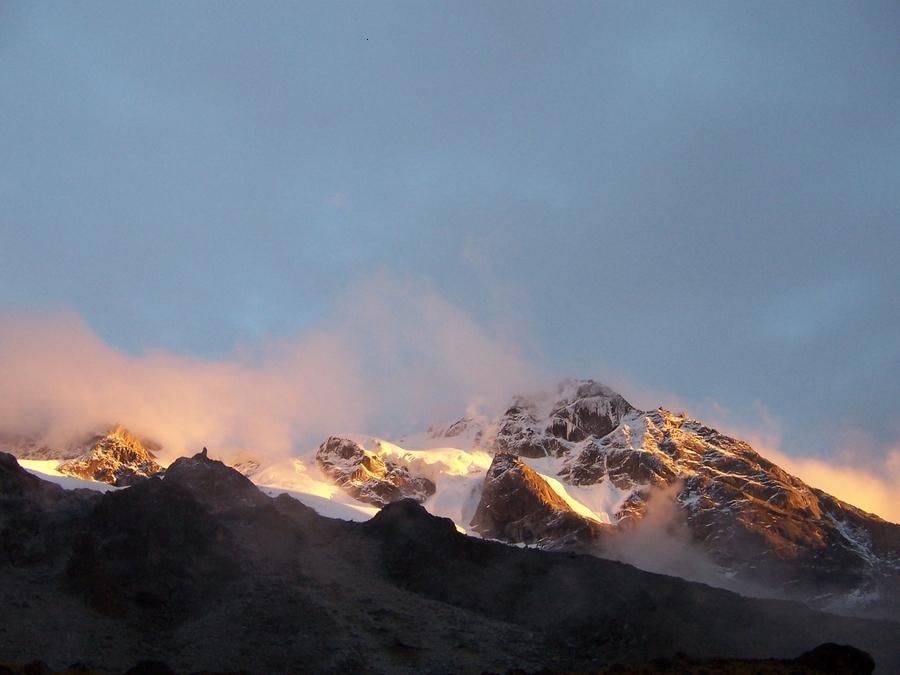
[{"x1": 56, "y1": 425, "x2": 163, "y2": 486}]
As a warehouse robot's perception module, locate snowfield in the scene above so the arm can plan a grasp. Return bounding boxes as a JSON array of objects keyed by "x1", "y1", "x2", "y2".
[{"x1": 20, "y1": 459, "x2": 117, "y2": 492}]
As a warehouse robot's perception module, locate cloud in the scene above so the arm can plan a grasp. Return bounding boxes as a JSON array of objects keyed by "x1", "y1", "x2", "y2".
[
  {"x1": 600, "y1": 483, "x2": 721, "y2": 582},
  {"x1": 599, "y1": 483, "x2": 772, "y2": 597},
  {"x1": 0, "y1": 273, "x2": 544, "y2": 462},
  {"x1": 589, "y1": 370, "x2": 691, "y2": 415}
]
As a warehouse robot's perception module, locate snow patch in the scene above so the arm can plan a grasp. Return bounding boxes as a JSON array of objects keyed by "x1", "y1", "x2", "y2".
[{"x1": 20, "y1": 459, "x2": 117, "y2": 492}]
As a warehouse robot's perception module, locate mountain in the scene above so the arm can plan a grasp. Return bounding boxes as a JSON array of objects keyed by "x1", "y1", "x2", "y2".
[
  {"x1": 0, "y1": 450, "x2": 896, "y2": 674},
  {"x1": 56, "y1": 426, "x2": 163, "y2": 486},
  {"x1": 1, "y1": 426, "x2": 163, "y2": 487},
  {"x1": 480, "y1": 381, "x2": 900, "y2": 618},
  {"x1": 304, "y1": 379, "x2": 900, "y2": 621}
]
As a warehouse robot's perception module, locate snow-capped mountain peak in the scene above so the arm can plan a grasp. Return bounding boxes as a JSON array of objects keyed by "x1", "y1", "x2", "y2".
[{"x1": 56, "y1": 425, "x2": 163, "y2": 486}]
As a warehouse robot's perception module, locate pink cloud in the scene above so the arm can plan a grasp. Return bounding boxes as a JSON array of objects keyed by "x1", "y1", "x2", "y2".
[{"x1": 0, "y1": 273, "x2": 544, "y2": 462}]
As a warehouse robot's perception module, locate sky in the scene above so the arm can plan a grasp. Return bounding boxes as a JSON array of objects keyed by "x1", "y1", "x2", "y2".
[{"x1": 1, "y1": 2, "x2": 898, "y2": 486}]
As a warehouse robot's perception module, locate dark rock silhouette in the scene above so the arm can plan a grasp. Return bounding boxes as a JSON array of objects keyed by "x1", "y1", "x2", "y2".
[{"x1": 0, "y1": 452, "x2": 897, "y2": 674}]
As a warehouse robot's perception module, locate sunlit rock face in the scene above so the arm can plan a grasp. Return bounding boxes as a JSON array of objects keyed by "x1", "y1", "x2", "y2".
[
  {"x1": 470, "y1": 452, "x2": 609, "y2": 548},
  {"x1": 315, "y1": 436, "x2": 436, "y2": 508},
  {"x1": 557, "y1": 407, "x2": 900, "y2": 595},
  {"x1": 57, "y1": 426, "x2": 162, "y2": 487}
]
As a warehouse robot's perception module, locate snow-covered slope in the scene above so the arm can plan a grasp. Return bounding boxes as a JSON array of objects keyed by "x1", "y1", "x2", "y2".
[
  {"x1": 19, "y1": 459, "x2": 117, "y2": 492},
  {"x1": 248, "y1": 456, "x2": 380, "y2": 521}
]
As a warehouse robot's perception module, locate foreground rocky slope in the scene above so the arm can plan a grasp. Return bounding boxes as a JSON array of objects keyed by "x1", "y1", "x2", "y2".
[
  {"x1": 0, "y1": 643, "x2": 880, "y2": 675},
  {"x1": 1, "y1": 450, "x2": 898, "y2": 674}
]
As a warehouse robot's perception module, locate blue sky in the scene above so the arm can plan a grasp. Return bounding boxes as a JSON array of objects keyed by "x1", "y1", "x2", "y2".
[{"x1": 1, "y1": 2, "x2": 898, "y2": 463}]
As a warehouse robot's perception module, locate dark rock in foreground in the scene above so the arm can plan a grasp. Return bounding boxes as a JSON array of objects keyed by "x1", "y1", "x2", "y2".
[
  {"x1": 1, "y1": 451, "x2": 898, "y2": 674},
  {"x1": 0, "y1": 642, "x2": 878, "y2": 673}
]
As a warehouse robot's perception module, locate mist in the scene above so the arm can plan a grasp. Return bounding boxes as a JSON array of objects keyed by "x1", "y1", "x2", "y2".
[
  {"x1": 598, "y1": 484, "x2": 719, "y2": 581},
  {"x1": 599, "y1": 483, "x2": 773, "y2": 598},
  {"x1": 0, "y1": 273, "x2": 545, "y2": 462}
]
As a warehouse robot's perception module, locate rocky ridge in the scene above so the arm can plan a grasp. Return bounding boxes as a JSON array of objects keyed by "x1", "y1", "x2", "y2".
[
  {"x1": 494, "y1": 380, "x2": 638, "y2": 458},
  {"x1": 315, "y1": 436, "x2": 436, "y2": 507}
]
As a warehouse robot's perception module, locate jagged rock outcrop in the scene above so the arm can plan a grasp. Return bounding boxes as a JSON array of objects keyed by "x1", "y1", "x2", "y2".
[
  {"x1": 56, "y1": 426, "x2": 162, "y2": 486},
  {"x1": 470, "y1": 452, "x2": 609, "y2": 548},
  {"x1": 315, "y1": 436, "x2": 435, "y2": 507},
  {"x1": 163, "y1": 447, "x2": 269, "y2": 512}
]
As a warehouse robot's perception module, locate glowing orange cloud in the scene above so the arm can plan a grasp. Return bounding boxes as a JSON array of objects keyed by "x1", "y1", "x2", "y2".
[
  {"x1": 763, "y1": 447, "x2": 900, "y2": 524},
  {"x1": 0, "y1": 273, "x2": 545, "y2": 463}
]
